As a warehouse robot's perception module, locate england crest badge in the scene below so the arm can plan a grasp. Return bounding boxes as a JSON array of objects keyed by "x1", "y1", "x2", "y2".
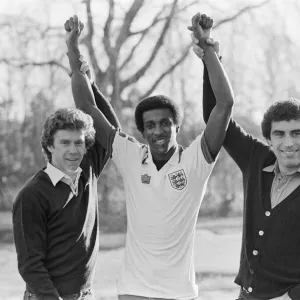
[{"x1": 168, "y1": 169, "x2": 187, "y2": 190}]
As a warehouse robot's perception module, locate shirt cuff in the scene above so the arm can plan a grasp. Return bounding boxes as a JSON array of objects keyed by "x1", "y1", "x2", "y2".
[{"x1": 201, "y1": 133, "x2": 214, "y2": 164}]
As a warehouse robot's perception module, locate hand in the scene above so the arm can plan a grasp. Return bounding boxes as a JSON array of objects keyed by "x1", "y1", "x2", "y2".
[
  {"x1": 270, "y1": 292, "x2": 291, "y2": 300},
  {"x1": 68, "y1": 55, "x2": 92, "y2": 82},
  {"x1": 191, "y1": 33, "x2": 220, "y2": 59},
  {"x1": 64, "y1": 15, "x2": 84, "y2": 49},
  {"x1": 187, "y1": 13, "x2": 213, "y2": 48}
]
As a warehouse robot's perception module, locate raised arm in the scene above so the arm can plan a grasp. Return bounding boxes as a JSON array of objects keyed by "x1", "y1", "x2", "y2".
[
  {"x1": 190, "y1": 13, "x2": 233, "y2": 159},
  {"x1": 193, "y1": 22, "x2": 260, "y2": 171},
  {"x1": 65, "y1": 16, "x2": 115, "y2": 148}
]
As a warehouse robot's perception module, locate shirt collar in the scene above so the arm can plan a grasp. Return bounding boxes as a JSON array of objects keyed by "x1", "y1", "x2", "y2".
[
  {"x1": 263, "y1": 160, "x2": 300, "y2": 175},
  {"x1": 44, "y1": 162, "x2": 82, "y2": 186},
  {"x1": 141, "y1": 144, "x2": 182, "y2": 166}
]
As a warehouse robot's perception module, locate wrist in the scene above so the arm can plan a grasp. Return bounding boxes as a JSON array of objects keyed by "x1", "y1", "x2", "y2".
[
  {"x1": 197, "y1": 37, "x2": 210, "y2": 51},
  {"x1": 201, "y1": 45, "x2": 216, "y2": 61}
]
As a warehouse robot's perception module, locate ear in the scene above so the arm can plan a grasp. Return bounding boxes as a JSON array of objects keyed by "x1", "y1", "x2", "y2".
[
  {"x1": 266, "y1": 139, "x2": 272, "y2": 148},
  {"x1": 141, "y1": 130, "x2": 146, "y2": 140},
  {"x1": 47, "y1": 145, "x2": 54, "y2": 153}
]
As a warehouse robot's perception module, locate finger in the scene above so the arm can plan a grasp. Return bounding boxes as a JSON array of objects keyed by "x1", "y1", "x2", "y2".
[
  {"x1": 69, "y1": 17, "x2": 74, "y2": 29},
  {"x1": 201, "y1": 14, "x2": 207, "y2": 24},
  {"x1": 64, "y1": 21, "x2": 71, "y2": 32},
  {"x1": 80, "y1": 63, "x2": 90, "y2": 74},
  {"x1": 206, "y1": 38, "x2": 214, "y2": 45},
  {"x1": 79, "y1": 21, "x2": 84, "y2": 32},
  {"x1": 209, "y1": 19, "x2": 214, "y2": 28},
  {"x1": 79, "y1": 55, "x2": 84, "y2": 62},
  {"x1": 192, "y1": 12, "x2": 201, "y2": 29},
  {"x1": 190, "y1": 33, "x2": 199, "y2": 44},
  {"x1": 205, "y1": 17, "x2": 211, "y2": 29},
  {"x1": 213, "y1": 41, "x2": 220, "y2": 54},
  {"x1": 192, "y1": 48, "x2": 204, "y2": 58},
  {"x1": 73, "y1": 15, "x2": 79, "y2": 32},
  {"x1": 192, "y1": 44, "x2": 204, "y2": 55}
]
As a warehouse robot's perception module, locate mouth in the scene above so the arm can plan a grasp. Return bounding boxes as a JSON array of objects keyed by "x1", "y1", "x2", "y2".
[
  {"x1": 153, "y1": 138, "x2": 167, "y2": 146},
  {"x1": 66, "y1": 158, "x2": 80, "y2": 161},
  {"x1": 280, "y1": 150, "x2": 299, "y2": 155}
]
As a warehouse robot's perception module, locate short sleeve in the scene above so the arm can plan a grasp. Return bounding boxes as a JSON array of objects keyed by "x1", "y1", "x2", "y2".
[
  {"x1": 183, "y1": 131, "x2": 218, "y2": 181},
  {"x1": 111, "y1": 130, "x2": 144, "y2": 176}
]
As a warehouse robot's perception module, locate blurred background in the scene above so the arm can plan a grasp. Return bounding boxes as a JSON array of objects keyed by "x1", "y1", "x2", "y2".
[{"x1": 0, "y1": 0, "x2": 300, "y2": 299}]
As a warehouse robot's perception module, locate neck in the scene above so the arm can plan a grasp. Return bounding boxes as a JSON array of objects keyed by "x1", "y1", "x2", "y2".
[
  {"x1": 278, "y1": 164, "x2": 300, "y2": 176},
  {"x1": 151, "y1": 144, "x2": 177, "y2": 164}
]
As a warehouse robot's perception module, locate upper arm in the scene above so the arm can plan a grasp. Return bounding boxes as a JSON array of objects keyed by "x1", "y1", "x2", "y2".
[
  {"x1": 87, "y1": 105, "x2": 116, "y2": 150},
  {"x1": 70, "y1": 71, "x2": 115, "y2": 149},
  {"x1": 91, "y1": 82, "x2": 121, "y2": 129},
  {"x1": 13, "y1": 189, "x2": 47, "y2": 252},
  {"x1": 203, "y1": 102, "x2": 232, "y2": 159},
  {"x1": 85, "y1": 128, "x2": 117, "y2": 178}
]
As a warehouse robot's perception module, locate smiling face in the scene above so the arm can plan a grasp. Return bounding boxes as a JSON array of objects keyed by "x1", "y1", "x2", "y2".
[
  {"x1": 47, "y1": 129, "x2": 86, "y2": 177},
  {"x1": 142, "y1": 108, "x2": 178, "y2": 162},
  {"x1": 268, "y1": 119, "x2": 300, "y2": 174}
]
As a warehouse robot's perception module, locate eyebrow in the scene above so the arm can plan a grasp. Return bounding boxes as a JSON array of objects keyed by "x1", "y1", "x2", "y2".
[{"x1": 272, "y1": 129, "x2": 300, "y2": 134}]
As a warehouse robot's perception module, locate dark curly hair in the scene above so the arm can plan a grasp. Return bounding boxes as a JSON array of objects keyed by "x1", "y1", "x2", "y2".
[
  {"x1": 261, "y1": 98, "x2": 300, "y2": 140},
  {"x1": 41, "y1": 108, "x2": 95, "y2": 161},
  {"x1": 134, "y1": 95, "x2": 181, "y2": 133}
]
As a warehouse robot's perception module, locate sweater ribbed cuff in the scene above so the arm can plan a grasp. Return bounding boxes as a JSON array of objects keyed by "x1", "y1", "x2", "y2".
[{"x1": 288, "y1": 284, "x2": 300, "y2": 299}]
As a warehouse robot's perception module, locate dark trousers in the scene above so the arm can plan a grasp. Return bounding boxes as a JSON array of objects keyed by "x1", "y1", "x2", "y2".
[
  {"x1": 118, "y1": 295, "x2": 196, "y2": 300},
  {"x1": 23, "y1": 288, "x2": 94, "y2": 300}
]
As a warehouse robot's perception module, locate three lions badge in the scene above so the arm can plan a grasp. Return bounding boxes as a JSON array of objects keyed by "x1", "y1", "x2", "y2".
[{"x1": 168, "y1": 169, "x2": 187, "y2": 190}]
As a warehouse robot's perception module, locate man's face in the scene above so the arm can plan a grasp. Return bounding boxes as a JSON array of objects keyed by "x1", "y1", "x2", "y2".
[
  {"x1": 47, "y1": 129, "x2": 86, "y2": 176},
  {"x1": 268, "y1": 120, "x2": 300, "y2": 174},
  {"x1": 142, "y1": 108, "x2": 178, "y2": 161}
]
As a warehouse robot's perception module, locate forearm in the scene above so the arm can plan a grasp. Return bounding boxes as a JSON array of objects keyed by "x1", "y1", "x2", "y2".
[
  {"x1": 202, "y1": 45, "x2": 234, "y2": 111},
  {"x1": 67, "y1": 43, "x2": 97, "y2": 111},
  {"x1": 13, "y1": 201, "x2": 61, "y2": 299}
]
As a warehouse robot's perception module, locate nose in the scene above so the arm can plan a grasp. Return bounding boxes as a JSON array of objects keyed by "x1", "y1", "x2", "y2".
[
  {"x1": 69, "y1": 143, "x2": 79, "y2": 154},
  {"x1": 283, "y1": 134, "x2": 294, "y2": 147},
  {"x1": 153, "y1": 124, "x2": 163, "y2": 135}
]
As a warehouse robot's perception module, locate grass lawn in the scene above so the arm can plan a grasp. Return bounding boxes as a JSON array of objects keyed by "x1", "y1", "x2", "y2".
[{"x1": 0, "y1": 212, "x2": 242, "y2": 300}]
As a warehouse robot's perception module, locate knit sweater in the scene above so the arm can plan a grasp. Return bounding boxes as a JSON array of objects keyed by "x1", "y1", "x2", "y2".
[
  {"x1": 13, "y1": 117, "x2": 116, "y2": 299},
  {"x1": 13, "y1": 79, "x2": 119, "y2": 300},
  {"x1": 203, "y1": 64, "x2": 300, "y2": 299}
]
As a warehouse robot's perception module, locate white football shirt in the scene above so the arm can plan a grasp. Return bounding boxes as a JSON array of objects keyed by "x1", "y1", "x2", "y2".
[{"x1": 112, "y1": 131, "x2": 216, "y2": 299}]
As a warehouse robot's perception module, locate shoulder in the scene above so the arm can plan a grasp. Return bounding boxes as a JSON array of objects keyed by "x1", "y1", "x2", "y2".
[
  {"x1": 14, "y1": 171, "x2": 50, "y2": 204},
  {"x1": 113, "y1": 129, "x2": 146, "y2": 152},
  {"x1": 116, "y1": 130, "x2": 142, "y2": 144}
]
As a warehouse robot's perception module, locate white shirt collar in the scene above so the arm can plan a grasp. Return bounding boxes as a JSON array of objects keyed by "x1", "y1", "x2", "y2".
[
  {"x1": 44, "y1": 162, "x2": 82, "y2": 186},
  {"x1": 142, "y1": 144, "x2": 181, "y2": 166}
]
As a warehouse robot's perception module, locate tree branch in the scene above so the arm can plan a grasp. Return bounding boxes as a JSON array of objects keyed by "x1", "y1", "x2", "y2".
[
  {"x1": 102, "y1": 0, "x2": 115, "y2": 58},
  {"x1": 114, "y1": 0, "x2": 145, "y2": 54},
  {"x1": 139, "y1": 44, "x2": 191, "y2": 100},
  {"x1": 214, "y1": 0, "x2": 273, "y2": 29},
  {"x1": 0, "y1": 58, "x2": 69, "y2": 73},
  {"x1": 120, "y1": 0, "x2": 179, "y2": 91},
  {"x1": 119, "y1": 4, "x2": 169, "y2": 71},
  {"x1": 130, "y1": 0, "x2": 198, "y2": 36},
  {"x1": 81, "y1": 0, "x2": 104, "y2": 78}
]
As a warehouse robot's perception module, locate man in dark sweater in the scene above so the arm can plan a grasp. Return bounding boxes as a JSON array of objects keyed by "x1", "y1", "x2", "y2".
[
  {"x1": 191, "y1": 16, "x2": 300, "y2": 300},
  {"x1": 13, "y1": 45, "x2": 120, "y2": 300}
]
